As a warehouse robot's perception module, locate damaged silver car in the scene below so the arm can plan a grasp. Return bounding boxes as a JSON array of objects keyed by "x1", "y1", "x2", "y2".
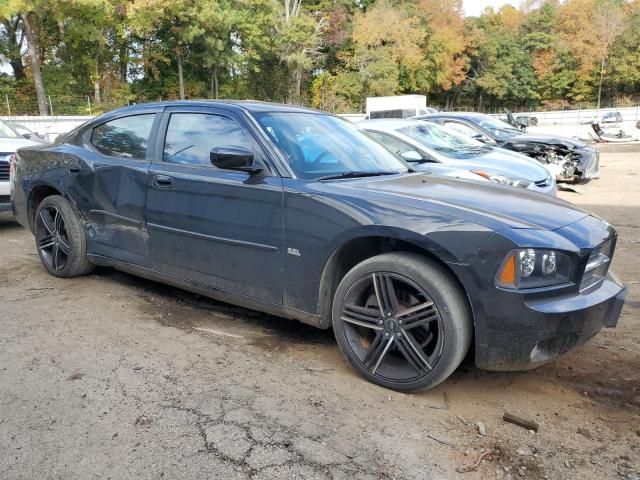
[{"x1": 414, "y1": 112, "x2": 600, "y2": 183}]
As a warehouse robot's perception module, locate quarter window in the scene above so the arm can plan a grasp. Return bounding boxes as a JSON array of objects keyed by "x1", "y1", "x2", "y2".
[
  {"x1": 91, "y1": 114, "x2": 155, "y2": 159},
  {"x1": 163, "y1": 113, "x2": 251, "y2": 166}
]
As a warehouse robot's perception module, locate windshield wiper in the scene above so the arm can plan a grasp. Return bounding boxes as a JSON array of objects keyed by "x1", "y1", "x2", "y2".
[{"x1": 316, "y1": 171, "x2": 400, "y2": 181}]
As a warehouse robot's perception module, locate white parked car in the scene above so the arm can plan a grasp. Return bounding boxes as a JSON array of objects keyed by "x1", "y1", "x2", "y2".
[{"x1": 0, "y1": 120, "x2": 44, "y2": 213}]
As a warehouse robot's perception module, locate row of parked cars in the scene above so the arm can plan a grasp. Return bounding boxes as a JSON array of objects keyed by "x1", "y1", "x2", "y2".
[
  {"x1": 5, "y1": 101, "x2": 626, "y2": 393},
  {"x1": 358, "y1": 111, "x2": 601, "y2": 194}
]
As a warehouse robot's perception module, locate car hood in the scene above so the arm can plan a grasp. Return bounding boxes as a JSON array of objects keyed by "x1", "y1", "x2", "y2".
[
  {"x1": 335, "y1": 173, "x2": 588, "y2": 231},
  {"x1": 508, "y1": 133, "x2": 588, "y2": 149},
  {"x1": 0, "y1": 137, "x2": 43, "y2": 154},
  {"x1": 441, "y1": 148, "x2": 550, "y2": 182}
]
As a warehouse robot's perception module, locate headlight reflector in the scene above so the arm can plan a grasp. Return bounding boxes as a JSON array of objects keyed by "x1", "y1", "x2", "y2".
[
  {"x1": 472, "y1": 170, "x2": 532, "y2": 189},
  {"x1": 497, "y1": 249, "x2": 572, "y2": 289}
]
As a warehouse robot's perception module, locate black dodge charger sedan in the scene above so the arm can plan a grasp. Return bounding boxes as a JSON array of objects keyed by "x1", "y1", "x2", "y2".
[{"x1": 11, "y1": 101, "x2": 627, "y2": 391}]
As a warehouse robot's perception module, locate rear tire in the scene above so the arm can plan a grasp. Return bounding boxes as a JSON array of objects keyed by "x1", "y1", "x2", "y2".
[
  {"x1": 332, "y1": 252, "x2": 472, "y2": 392},
  {"x1": 34, "y1": 195, "x2": 94, "y2": 278}
]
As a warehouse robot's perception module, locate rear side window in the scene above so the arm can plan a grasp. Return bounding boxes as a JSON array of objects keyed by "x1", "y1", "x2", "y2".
[
  {"x1": 91, "y1": 114, "x2": 155, "y2": 159},
  {"x1": 163, "y1": 113, "x2": 251, "y2": 166}
]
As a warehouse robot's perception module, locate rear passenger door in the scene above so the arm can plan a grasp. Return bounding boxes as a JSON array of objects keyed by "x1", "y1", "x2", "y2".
[
  {"x1": 145, "y1": 106, "x2": 284, "y2": 305},
  {"x1": 73, "y1": 111, "x2": 160, "y2": 266}
]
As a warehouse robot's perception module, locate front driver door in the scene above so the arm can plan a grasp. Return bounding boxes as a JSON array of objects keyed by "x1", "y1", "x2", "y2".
[{"x1": 145, "y1": 106, "x2": 284, "y2": 305}]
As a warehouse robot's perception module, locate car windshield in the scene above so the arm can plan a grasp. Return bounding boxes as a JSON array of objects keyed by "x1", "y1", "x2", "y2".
[
  {"x1": 398, "y1": 121, "x2": 490, "y2": 158},
  {"x1": 474, "y1": 116, "x2": 521, "y2": 140},
  {"x1": 0, "y1": 120, "x2": 20, "y2": 139},
  {"x1": 254, "y1": 112, "x2": 409, "y2": 180}
]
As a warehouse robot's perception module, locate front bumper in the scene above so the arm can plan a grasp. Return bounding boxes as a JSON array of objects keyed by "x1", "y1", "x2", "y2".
[
  {"x1": 474, "y1": 272, "x2": 626, "y2": 371},
  {"x1": 0, "y1": 180, "x2": 10, "y2": 212}
]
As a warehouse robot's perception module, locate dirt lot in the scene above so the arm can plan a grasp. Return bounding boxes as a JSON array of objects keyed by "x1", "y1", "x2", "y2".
[{"x1": 1, "y1": 144, "x2": 639, "y2": 480}]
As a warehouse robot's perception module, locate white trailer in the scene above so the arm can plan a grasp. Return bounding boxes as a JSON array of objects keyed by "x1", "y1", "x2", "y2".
[{"x1": 365, "y1": 95, "x2": 434, "y2": 119}]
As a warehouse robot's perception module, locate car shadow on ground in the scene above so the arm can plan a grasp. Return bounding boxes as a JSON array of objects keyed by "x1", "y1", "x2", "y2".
[
  {"x1": 96, "y1": 267, "x2": 337, "y2": 349},
  {"x1": 0, "y1": 213, "x2": 21, "y2": 231}
]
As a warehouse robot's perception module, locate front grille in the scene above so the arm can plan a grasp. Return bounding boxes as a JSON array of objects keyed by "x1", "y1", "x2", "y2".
[
  {"x1": 0, "y1": 161, "x2": 9, "y2": 181},
  {"x1": 580, "y1": 237, "x2": 615, "y2": 292},
  {"x1": 0, "y1": 195, "x2": 10, "y2": 204}
]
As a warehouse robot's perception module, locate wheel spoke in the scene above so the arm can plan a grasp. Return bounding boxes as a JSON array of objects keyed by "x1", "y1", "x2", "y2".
[
  {"x1": 370, "y1": 336, "x2": 395, "y2": 374},
  {"x1": 397, "y1": 301, "x2": 437, "y2": 330},
  {"x1": 372, "y1": 273, "x2": 399, "y2": 316},
  {"x1": 54, "y1": 210, "x2": 63, "y2": 234},
  {"x1": 52, "y1": 243, "x2": 60, "y2": 271},
  {"x1": 37, "y1": 235, "x2": 56, "y2": 250},
  {"x1": 397, "y1": 330, "x2": 432, "y2": 372},
  {"x1": 39, "y1": 209, "x2": 56, "y2": 235},
  {"x1": 341, "y1": 304, "x2": 383, "y2": 330},
  {"x1": 58, "y1": 236, "x2": 70, "y2": 255}
]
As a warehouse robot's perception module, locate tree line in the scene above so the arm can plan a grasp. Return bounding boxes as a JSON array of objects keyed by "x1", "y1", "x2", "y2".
[{"x1": 1, "y1": 0, "x2": 639, "y2": 116}]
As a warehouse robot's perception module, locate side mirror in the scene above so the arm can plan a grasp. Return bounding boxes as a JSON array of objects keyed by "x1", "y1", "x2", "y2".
[
  {"x1": 22, "y1": 133, "x2": 32, "y2": 139},
  {"x1": 210, "y1": 146, "x2": 262, "y2": 173},
  {"x1": 473, "y1": 133, "x2": 495, "y2": 145},
  {"x1": 400, "y1": 150, "x2": 423, "y2": 162}
]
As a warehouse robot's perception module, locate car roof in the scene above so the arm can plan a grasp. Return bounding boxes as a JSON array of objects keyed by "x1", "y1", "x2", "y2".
[
  {"x1": 358, "y1": 119, "x2": 429, "y2": 130},
  {"x1": 102, "y1": 100, "x2": 325, "y2": 118},
  {"x1": 416, "y1": 112, "x2": 489, "y2": 121}
]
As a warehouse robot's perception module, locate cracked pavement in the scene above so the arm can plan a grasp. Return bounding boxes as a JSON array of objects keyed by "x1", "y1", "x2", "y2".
[{"x1": 1, "y1": 144, "x2": 639, "y2": 479}]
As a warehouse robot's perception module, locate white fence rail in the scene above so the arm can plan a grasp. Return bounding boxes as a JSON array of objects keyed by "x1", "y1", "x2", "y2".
[
  {"x1": 490, "y1": 106, "x2": 640, "y2": 126},
  {"x1": 0, "y1": 115, "x2": 94, "y2": 141}
]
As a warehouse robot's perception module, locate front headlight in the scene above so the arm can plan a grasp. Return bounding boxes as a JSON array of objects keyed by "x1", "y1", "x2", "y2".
[
  {"x1": 472, "y1": 170, "x2": 532, "y2": 189},
  {"x1": 496, "y1": 248, "x2": 572, "y2": 289}
]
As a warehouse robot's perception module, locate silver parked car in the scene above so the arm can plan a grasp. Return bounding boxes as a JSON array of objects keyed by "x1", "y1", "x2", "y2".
[{"x1": 360, "y1": 119, "x2": 556, "y2": 196}]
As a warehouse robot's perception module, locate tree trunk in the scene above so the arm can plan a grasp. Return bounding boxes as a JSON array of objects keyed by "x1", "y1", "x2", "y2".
[
  {"x1": 295, "y1": 68, "x2": 302, "y2": 103},
  {"x1": 94, "y1": 57, "x2": 102, "y2": 104},
  {"x1": 597, "y1": 56, "x2": 606, "y2": 112},
  {"x1": 119, "y1": 37, "x2": 128, "y2": 82},
  {"x1": 2, "y1": 18, "x2": 26, "y2": 81},
  {"x1": 57, "y1": 19, "x2": 69, "y2": 62},
  {"x1": 210, "y1": 65, "x2": 219, "y2": 99},
  {"x1": 177, "y1": 50, "x2": 185, "y2": 100},
  {"x1": 21, "y1": 13, "x2": 48, "y2": 116}
]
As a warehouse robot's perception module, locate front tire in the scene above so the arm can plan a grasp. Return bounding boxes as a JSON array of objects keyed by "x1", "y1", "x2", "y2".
[
  {"x1": 34, "y1": 195, "x2": 94, "y2": 278},
  {"x1": 332, "y1": 252, "x2": 472, "y2": 392}
]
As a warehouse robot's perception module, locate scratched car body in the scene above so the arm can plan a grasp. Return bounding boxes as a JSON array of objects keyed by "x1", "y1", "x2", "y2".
[{"x1": 11, "y1": 101, "x2": 628, "y2": 391}]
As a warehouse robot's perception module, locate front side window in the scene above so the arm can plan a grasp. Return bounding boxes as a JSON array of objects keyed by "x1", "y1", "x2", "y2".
[
  {"x1": 254, "y1": 112, "x2": 408, "y2": 180},
  {"x1": 163, "y1": 113, "x2": 251, "y2": 166},
  {"x1": 474, "y1": 116, "x2": 521, "y2": 140},
  {"x1": 91, "y1": 114, "x2": 155, "y2": 159}
]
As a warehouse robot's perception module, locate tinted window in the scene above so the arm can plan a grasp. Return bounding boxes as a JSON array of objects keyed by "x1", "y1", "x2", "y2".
[
  {"x1": 91, "y1": 114, "x2": 155, "y2": 159},
  {"x1": 163, "y1": 113, "x2": 251, "y2": 166}
]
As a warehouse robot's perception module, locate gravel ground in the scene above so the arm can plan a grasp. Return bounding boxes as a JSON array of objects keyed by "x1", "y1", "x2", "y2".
[{"x1": 1, "y1": 144, "x2": 638, "y2": 480}]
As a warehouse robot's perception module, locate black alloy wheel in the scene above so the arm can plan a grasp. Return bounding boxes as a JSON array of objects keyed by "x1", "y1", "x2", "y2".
[
  {"x1": 34, "y1": 195, "x2": 94, "y2": 278},
  {"x1": 340, "y1": 272, "x2": 444, "y2": 382},
  {"x1": 35, "y1": 204, "x2": 70, "y2": 273},
  {"x1": 333, "y1": 252, "x2": 472, "y2": 391}
]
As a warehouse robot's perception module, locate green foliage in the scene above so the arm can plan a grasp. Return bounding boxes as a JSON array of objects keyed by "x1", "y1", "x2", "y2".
[{"x1": 0, "y1": 0, "x2": 639, "y2": 114}]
